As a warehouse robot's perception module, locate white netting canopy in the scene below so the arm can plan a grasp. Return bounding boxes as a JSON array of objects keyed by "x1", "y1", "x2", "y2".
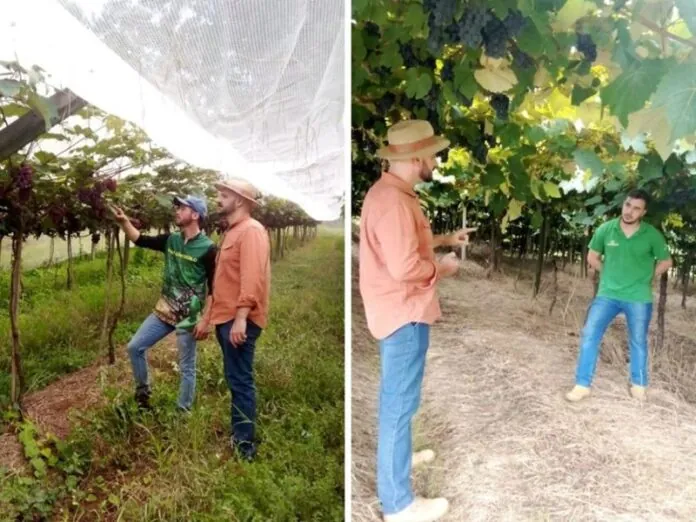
[{"x1": 0, "y1": 0, "x2": 345, "y2": 221}]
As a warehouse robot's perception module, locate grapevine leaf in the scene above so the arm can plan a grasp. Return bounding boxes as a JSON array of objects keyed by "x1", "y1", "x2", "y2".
[
  {"x1": 620, "y1": 132, "x2": 649, "y2": 154},
  {"x1": 574, "y1": 149, "x2": 604, "y2": 177},
  {"x1": 675, "y1": 0, "x2": 696, "y2": 37},
  {"x1": 601, "y1": 59, "x2": 671, "y2": 127},
  {"x1": 30, "y1": 458, "x2": 47, "y2": 478},
  {"x1": 507, "y1": 199, "x2": 524, "y2": 221},
  {"x1": 28, "y1": 92, "x2": 59, "y2": 130},
  {"x1": 552, "y1": 0, "x2": 596, "y2": 32},
  {"x1": 543, "y1": 182, "x2": 562, "y2": 198},
  {"x1": 525, "y1": 126, "x2": 546, "y2": 143},
  {"x1": 353, "y1": 30, "x2": 367, "y2": 63},
  {"x1": 571, "y1": 85, "x2": 596, "y2": 106},
  {"x1": 380, "y1": 42, "x2": 403, "y2": 70},
  {"x1": 454, "y1": 62, "x2": 478, "y2": 99},
  {"x1": 404, "y1": 69, "x2": 433, "y2": 99},
  {"x1": 482, "y1": 164, "x2": 505, "y2": 188},
  {"x1": 352, "y1": 0, "x2": 369, "y2": 17},
  {"x1": 585, "y1": 195, "x2": 602, "y2": 205},
  {"x1": 516, "y1": 20, "x2": 547, "y2": 56},
  {"x1": 637, "y1": 152, "x2": 664, "y2": 183},
  {"x1": 531, "y1": 210, "x2": 543, "y2": 229},
  {"x1": 404, "y1": 3, "x2": 427, "y2": 32},
  {"x1": 626, "y1": 106, "x2": 674, "y2": 161},
  {"x1": 474, "y1": 67, "x2": 518, "y2": 93},
  {"x1": 651, "y1": 63, "x2": 696, "y2": 144},
  {"x1": 0, "y1": 79, "x2": 22, "y2": 98}
]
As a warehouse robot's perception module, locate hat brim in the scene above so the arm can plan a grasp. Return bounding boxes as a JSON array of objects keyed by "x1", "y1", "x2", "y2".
[
  {"x1": 172, "y1": 196, "x2": 187, "y2": 207},
  {"x1": 214, "y1": 182, "x2": 260, "y2": 205},
  {"x1": 376, "y1": 136, "x2": 450, "y2": 161}
]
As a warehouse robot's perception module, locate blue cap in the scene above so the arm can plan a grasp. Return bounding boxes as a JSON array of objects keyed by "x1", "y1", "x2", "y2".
[{"x1": 173, "y1": 195, "x2": 208, "y2": 219}]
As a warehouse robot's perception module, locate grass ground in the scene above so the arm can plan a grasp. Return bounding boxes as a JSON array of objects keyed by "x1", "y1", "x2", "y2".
[{"x1": 0, "y1": 230, "x2": 344, "y2": 521}]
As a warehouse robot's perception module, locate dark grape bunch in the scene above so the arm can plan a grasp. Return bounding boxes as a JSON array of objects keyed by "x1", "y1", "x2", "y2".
[
  {"x1": 490, "y1": 94, "x2": 510, "y2": 121},
  {"x1": 12, "y1": 164, "x2": 34, "y2": 190},
  {"x1": 441, "y1": 60, "x2": 455, "y2": 82},
  {"x1": 428, "y1": 0, "x2": 456, "y2": 27},
  {"x1": 457, "y1": 7, "x2": 490, "y2": 48},
  {"x1": 576, "y1": 33, "x2": 597, "y2": 62},
  {"x1": 399, "y1": 43, "x2": 418, "y2": 68},
  {"x1": 512, "y1": 47, "x2": 535, "y2": 69},
  {"x1": 364, "y1": 22, "x2": 381, "y2": 39},
  {"x1": 472, "y1": 141, "x2": 488, "y2": 163},
  {"x1": 482, "y1": 15, "x2": 509, "y2": 58},
  {"x1": 376, "y1": 92, "x2": 396, "y2": 115},
  {"x1": 503, "y1": 10, "x2": 526, "y2": 38},
  {"x1": 48, "y1": 204, "x2": 67, "y2": 227},
  {"x1": 104, "y1": 178, "x2": 118, "y2": 192}
]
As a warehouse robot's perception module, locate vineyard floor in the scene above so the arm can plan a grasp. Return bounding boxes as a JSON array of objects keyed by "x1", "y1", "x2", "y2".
[
  {"x1": 1, "y1": 231, "x2": 344, "y2": 521},
  {"x1": 352, "y1": 245, "x2": 696, "y2": 522}
]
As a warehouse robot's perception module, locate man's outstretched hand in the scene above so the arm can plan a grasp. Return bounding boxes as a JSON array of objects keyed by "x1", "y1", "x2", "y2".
[
  {"x1": 447, "y1": 227, "x2": 477, "y2": 248},
  {"x1": 438, "y1": 252, "x2": 460, "y2": 278},
  {"x1": 109, "y1": 205, "x2": 128, "y2": 224}
]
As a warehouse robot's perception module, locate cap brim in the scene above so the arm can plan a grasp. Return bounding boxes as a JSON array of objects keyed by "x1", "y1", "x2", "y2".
[
  {"x1": 172, "y1": 196, "x2": 187, "y2": 206},
  {"x1": 376, "y1": 136, "x2": 450, "y2": 161}
]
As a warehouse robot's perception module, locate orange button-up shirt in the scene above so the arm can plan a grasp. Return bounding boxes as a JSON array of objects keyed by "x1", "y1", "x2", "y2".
[
  {"x1": 207, "y1": 217, "x2": 271, "y2": 328},
  {"x1": 359, "y1": 172, "x2": 441, "y2": 340}
]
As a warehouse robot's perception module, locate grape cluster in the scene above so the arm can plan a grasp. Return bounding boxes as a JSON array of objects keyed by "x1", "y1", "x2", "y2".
[
  {"x1": 576, "y1": 33, "x2": 597, "y2": 62},
  {"x1": 77, "y1": 181, "x2": 109, "y2": 220},
  {"x1": 482, "y1": 15, "x2": 509, "y2": 58},
  {"x1": 104, "y1": 178, "x2": 118, "y2": 192},
  {"x1": 399, "y1": 43, "x2": 418, "y2": 68},
  {"x1": 503, "y1": 10, "x2": 526, "y2": 38},
  {"x1": 441, "y1": 60, "x2": 455, "y2": 82},
  {"x1": 48, "y1": 204, "x2": 67, "y2": 227},
  {"x1": 364, "y1": 22, "x2": 381, "y2": 39},
  {"x1": 13, "y1": 164, "x2": 34, "y2": 190},
  {"x1": 457, "y1": 7, "x2": 490, "y2": 49},
  {"x1": 472, "y1": 141, "x2": 488, "y2": 163},
  {"x1": 512, "y1": 48, "x2": 535, "y2": 69},
  {"x1": 376, "y1": 92, "x2": 396, "y2": 115},
  {"x1": 491, "y1": 94, "x2": 510, "y2": 120},
  {"x1": 428, "y1": 0, "x2": 456, "y2": 27}
]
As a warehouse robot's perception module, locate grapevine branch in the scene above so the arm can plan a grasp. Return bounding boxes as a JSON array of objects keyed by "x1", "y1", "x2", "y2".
[{"x1": 637, "y1": 16, "x2": 696, "y2": 50}]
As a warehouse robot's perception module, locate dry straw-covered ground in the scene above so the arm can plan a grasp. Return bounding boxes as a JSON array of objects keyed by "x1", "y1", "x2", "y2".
[{"x1": 352, "y1": 245, "x2": 696, "y2": 522}]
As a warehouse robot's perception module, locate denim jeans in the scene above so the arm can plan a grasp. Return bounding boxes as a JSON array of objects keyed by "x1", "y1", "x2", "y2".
[
  {"x1": 215, "y1": 319, "x2": 262, "y2": 455},
  {"x1": 127, "y1": 313, "x2": 197, "y2": 410},
  {"x1": 575, "y1": 296, "x2": 653, "y2": 387},
  {"x1": 377, "y1": 322, "x2": 430, "y2": 515}
]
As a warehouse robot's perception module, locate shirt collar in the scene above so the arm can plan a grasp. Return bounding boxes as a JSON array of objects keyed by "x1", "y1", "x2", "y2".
[{"x1": 380, "y1": 172, "x2": 417, "y2": 198}]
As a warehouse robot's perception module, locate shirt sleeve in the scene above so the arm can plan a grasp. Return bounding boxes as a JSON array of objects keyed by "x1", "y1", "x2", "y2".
[
  {"x1": 202, "y1": 244, "x2": 217, "y2": 294},
  {"x1": 588, "y1": 223, "x2": 607, "y2": 255},
  {"x1": 373, "y1": 201, "x2": 438, "y2": 288},
  {"x1": 134, "y1": 233, "x2": 169, "y2": 252},
  {"x1": 651, "y1": 230, "x2": 671, "y2": 261},
  {"x1": 237, "y1": 227, "x2": 270, "y2": 310}
]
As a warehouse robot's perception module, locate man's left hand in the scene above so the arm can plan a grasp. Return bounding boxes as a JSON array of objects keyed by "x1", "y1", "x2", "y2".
[
  {"x1": 447, "y1": 227, "x2": 477, "y2": 247},
  {"x1": 230, "y1": 318, "x2": 248, "y2": 348}
]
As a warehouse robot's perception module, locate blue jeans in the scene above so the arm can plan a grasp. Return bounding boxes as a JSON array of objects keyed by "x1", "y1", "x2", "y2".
[
  {"x1": 127, "y1": 313, "x2": 197, "y2": 410},
  {"x1": 377, "y1": 322, "x2": 430, "y2": 515},
  {"x1": 575, "y1": 297, "x2": 653, "y2": 387},
  {"x1": 215, "y1": 319, "x2": 262, "y2": 454}
]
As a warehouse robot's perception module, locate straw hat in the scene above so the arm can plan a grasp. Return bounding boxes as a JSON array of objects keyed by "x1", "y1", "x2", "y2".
[
  {"x1": 214, "y1": 179, "x2": 262, "y2": 205},
  {"x1": 376, "y1": 119, "x2": 450, "y2": 161}
]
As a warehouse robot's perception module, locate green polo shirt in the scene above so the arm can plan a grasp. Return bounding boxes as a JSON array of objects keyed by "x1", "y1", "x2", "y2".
[{"x1": 589, "y1": 218, "x2": 670, "y2": 303}]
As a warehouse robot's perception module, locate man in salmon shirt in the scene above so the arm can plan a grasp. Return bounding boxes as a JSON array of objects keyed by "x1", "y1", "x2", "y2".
[
  {"x1": 194, "y1": 179, "x2": 270, "y2": 461},
  {"x1": 360, "y1": 119, "x2": 475, "y2": 522}
]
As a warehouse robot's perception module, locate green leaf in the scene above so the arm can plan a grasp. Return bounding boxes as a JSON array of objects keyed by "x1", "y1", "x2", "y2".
[
  {"x1": 543, "y1": 181, "x2": 562, "y2": 198},
  {"x1": 30, "y1": 458, "x2": 47, "y2": 478},
  {"x1": 380, "y1": 41, "x2": 403, "y2": 70},
  {"x1": 637, "y1": 152, "x2": 664, "y2": 183},
  {"x1": 488, "y1": 0, "x2": 516, "y2": 16},
  {"x1": 651, "y1": 63, "x2": 696, "y2": 143},
  {"x1": 507, "y1": 199, "x2": 524, "y2": 221},
  {"x1": 404, "y1": 69, "x2": 433, "y2": 99},
  {"x1": 352, "y1": 0, "x2": 369, "y2": 17},
  {"x1": 454, "y1": 62, "x2": 477, "y2": 100},
  {"x1": 585, "y1": 195, "x2": 603, "y2": 205},
  {"x1": 552, "y1": 0, "x2": 596, "y2": 31},
  {"x1": 601, "y1": 59, "x2": 671, "y2": 127},
  {"x1": 0, "y1": 79, "x2": 22, "y2": 98},
  {"x1": 108, "y1": 494, "x2": 120, "y2": 506},
  {"x1": 482, "y1": 164, "x2": 506, "y2": 188},
  {"x1": 404, "y1": 3, "x2": 427, "y2": 32},
  {"x1": 353, "y1": 30, "x2": 367, "y2": 63},
  {"x1": 676, "y1": 0, "x2": 696, "y2": 37},
  {"x1": 525, "y1": 126, "x2": 546, "y2": 143},
  {"x1": 571, "y1": 85, "x2": 596, "y2": 106},
  {"x1": 499, "y1": 124, "x2": 522, "y2": 148},
  {"x1": 663, "y1": 154, "x2": 682, "y2": 176},
  {"x1": 574, "y1": 149, "x2": 604, "y2": 177},
  {"x1": 531, "y1": 209, "x2": 543, "y2": 229},
  {"x1": 28, "y1": 92, "x2": 59, "y2": 130}
]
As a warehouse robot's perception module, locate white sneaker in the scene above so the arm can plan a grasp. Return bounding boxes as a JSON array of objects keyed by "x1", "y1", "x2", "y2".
[
  {"x1": 384, "y1": 497, "x2": 449, "y2": 522},
  {"x1": 565, "y1": 385, "x2": 591, "y2": 402},
  {"x1": 412, "y1": 449, "x2": 436, "y2": 468}
]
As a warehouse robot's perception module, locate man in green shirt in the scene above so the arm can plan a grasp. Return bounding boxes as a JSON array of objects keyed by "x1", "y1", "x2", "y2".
[
  {"x1": 567, "y1": 189, "x2": 672, "y2": 402},
  {"x1": 111, "y1": 196, "x2": 216, "y2": 411}
]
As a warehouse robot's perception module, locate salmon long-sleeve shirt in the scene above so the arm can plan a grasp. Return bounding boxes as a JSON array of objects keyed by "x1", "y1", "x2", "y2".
[
  {"x1": 207, "y1": 217, "x2": 271, "y2": 328},
  {"x1": 359, "y1": 172, "x2": 441, "y2": 340}
]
